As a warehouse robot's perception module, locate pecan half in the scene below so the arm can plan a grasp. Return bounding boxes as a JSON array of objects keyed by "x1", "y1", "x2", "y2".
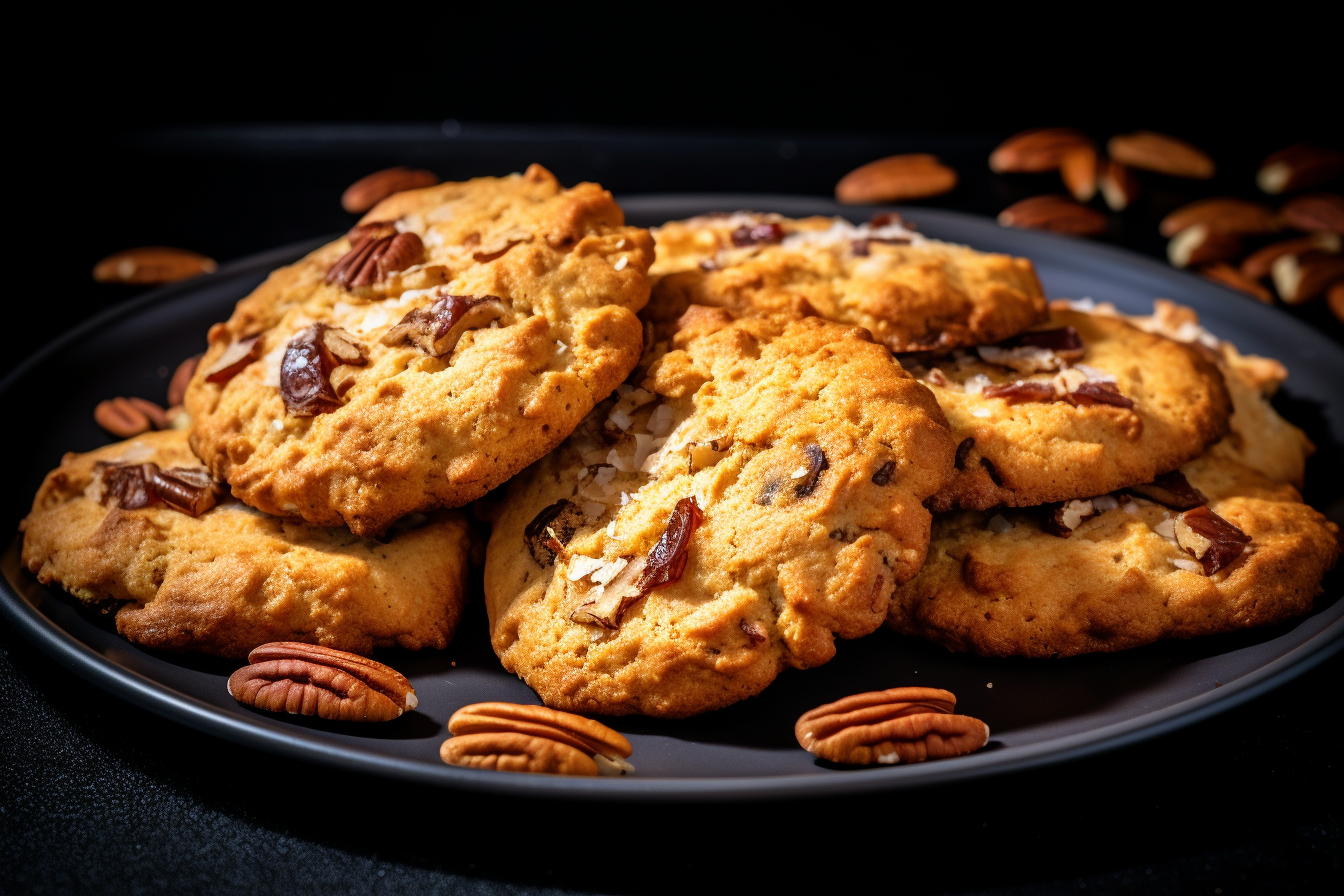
[
  {"x1": 95, "y1": 398, "x2": 158, "y2": 437},
  {"x1": 795, "y1": 687, "x2": 990, "y2": 766},
  {"x1": 989, "y1": 128, "x2": 1092, "y2": 173},
  {"x1": 340, "y1": 167, "x2": 439, "y2": 214},
  {"x1": 793, "y1": 444, "x2": 829, "y2": 498},
  {"x1": 227, "y1": 642, "x2": 417, "y2": 723},
  {"x1": 167, "y1": 354, "x2": 203, "y2": 406},
  {"x1": 997, "y1": 195, "x2": 1107, "y2": 236},
  {"x1": 203, "y1": 335, "x2": 262, "y2": 384},
  {"x1": 280, "y1": 324, "x2": 369, "y2": 416},
  {"x1": 326, "y1": 228, "x2": 425, "y2": 289},
  {"x1": 446, "y1": 702, "x2": 632, "y2": 775},
  {"x1": 524, "y1": 499, "x2": 585, "y2": 566},
  {"x1": 380, "y1": 294, "x2": 513, "y2": 357},
  {"x1": 440, "y1": 732, "x2": 598, "y2": 776},
  {"x1": 92, "y1": 246, "x2": 217, "y2": 285},
  {"x1": 1279, "y1": 193, "x2": 1344, "y2": 235},
  {"x1": 1257, "y1": 145, "x2": 1344, "y2": 195},
  {"x1": 835, "y1": 153, "x2": 957, "y2": 204},
  {"x1": 1107, "y1": 131, "x2": 1215, "y2": 180}
]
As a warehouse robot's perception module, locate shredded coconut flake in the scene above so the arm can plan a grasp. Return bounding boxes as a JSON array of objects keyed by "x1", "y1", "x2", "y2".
[
  {"x1": 972, "y1": 407, "x2": 992, "y2": 418},
  {"x1": 614, "y1": 256, "x2": 628, "y2": 271},
  {"x1": 1153, "y1": 519, "x2": 1177, "y2": 539},
  {"x1": 606, "y1": 521, "x2": 617, "y2": 537},
  {"x1": 556, "y1": 340, "x2": 568, "y2": 352},
  {"x1": 270, "y1": 419, "x2": 284, "y2": 431},
  {"x1": 567, "y1": 556, "x2": 606, "y2": 582},
  {"x1": 1093, "y1": 494, "x2": 1120, "y2": 513},
  {"x1": 1171, "y1": 558, "x2": 1202, "y2": 572},
  {"x1": 964, "y1": 374, "x2": 992, "y2": 395},
  {"x1": 789, "y1": 466, "x2": 809, "y2": 479}
]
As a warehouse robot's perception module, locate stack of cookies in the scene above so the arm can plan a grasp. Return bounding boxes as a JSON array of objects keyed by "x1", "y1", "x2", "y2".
[{"x1": 20, "y1": 174, "x2": 1340, "y2": 723}]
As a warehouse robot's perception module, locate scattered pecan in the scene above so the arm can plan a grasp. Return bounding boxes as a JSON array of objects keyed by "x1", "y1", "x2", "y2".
[
  {"x1": 440, "y1": 732, "x2": 599, "y2": 776},
  {"x1": 280, "y1": 324, "x2": 369, "y2": 416},
  {"x1": 93, "y1": 247, "x2": 217, "y2": 285},
  {"x1": 203, "y1": 335, "x2": 263, "y2": 384},
  {"x1": 340, "y1": 167, "x2": 439, "y2": 214},
  {"x1": 1175, "y1": 506, "x2": 1251, "y2": 575},
  {"x1": 1107, "y1": 131, "x2": 1215, "y2": 180},
  {"x1": 997, "y1": 195, "x2": 1107, "y2": 236},
  {"x1": 446, "y1": 702, "x2": 632, "y2": 775},
  {"x1": 93, "y1": 397, "x2": 170, "y2": 437},
  {"x1": 1168, "y1": 225, "x2": 1243, "y2": 269},
  {"x1": 524, "y1": 499, "x2": 586, "y2": 566},
  {"x1": 1128, "y1": 470, "x2": 1207, "y2": 509},
  {"x1": 1257, "y1": 145, "x2": 1344, "y2": 195},
  {"x1": 1159, "y1": 198, "x2": 1282, "y2": 237},
  {"x1": 1279, "y1": 193, "x2": 1344, "y2": 235},
  {"x1": 228, "y1": 642, "x2": 417, "y2": 723},
  {"x1": 835, "y1": 153, "x2": 957, "y2": 204},
  {"x1": 380, "y1": 294, "x2": 512, "y2": 357},
  {"x1": 1098, "y1": 158, "x2": 1140, "y2": 211},
  {"x1": 1272, "y1": 252, "x2": 1344, "y2": 304},
  {"x1": 570, "y1": 496, "x2": 703, "y2": 629},
  {"x1": 731, "y1": 222, "x2": 785, "y2": 247},
  {"x1": 167, "y1": 354, "x2": 203, "y2": 406},
  {"x1": 989, "y1": 128, "x2": 1092, "y2": 173},
  {"x1": 795, "y1": 687, "x2": 990, "y2": 766},
  {"x1": 326, "y1": 226, "x2": 425, "y2": 288},
  {"x1": 1240, "y1": 233, "x2": 1341, "y2": 280}
]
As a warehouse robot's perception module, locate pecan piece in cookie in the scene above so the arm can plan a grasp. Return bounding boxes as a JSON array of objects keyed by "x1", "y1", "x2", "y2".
[
  {"x1": 202, "y1": 335, "x2": 262, "y2": 384},
  {"x1": 280, "y1": 324, "x2": 369, "y2": 416},
  {"x1": 380, "y1": 294, "x2": 513, "y2": 357},
  {"x1": 1128, "y1": 470, "x2": 1207, "y2": 510},
  {"x1": 1175, "y1": 505, "x2": 1251, "y2": 575},
  {"x1": 524, "y1": 499, "x2": 585, "y2": 566},
  {"x1": 795, "y1": 687, "x2": 990, "y2": 765},
  {"x1": 326, "y1": 225, "x2": 424, "y2": 289}
]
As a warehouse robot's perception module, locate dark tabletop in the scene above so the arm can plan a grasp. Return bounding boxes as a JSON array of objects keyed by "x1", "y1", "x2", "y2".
[{"x1": 3, "y1": 124, "x2": 1341, "y2": 894}]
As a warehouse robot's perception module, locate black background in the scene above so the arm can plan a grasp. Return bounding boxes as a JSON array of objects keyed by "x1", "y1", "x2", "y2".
[{"x1": 4, "y1": 21, "x2": 1342, "y2": 894}]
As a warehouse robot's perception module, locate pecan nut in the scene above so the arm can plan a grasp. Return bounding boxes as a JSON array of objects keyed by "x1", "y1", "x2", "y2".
[
  {"x1": 1272, "y1": 253, "x2": 1344, "y2": 304},
  {"x1": 1257, "y1": 144, "x2": 1344, "y2": 195},
  {"x1": 1059, "y1": 144, "x2": 1098, "y2": 202},
  {"x1": 988, "y1": 128, "x2": 1092, "y2": 173},
  {"x1": 446, "y1": 701, "x2": 633, "y2": 775},
  {"x1": 326, "y1": 226, "x2": 425, "y2": 289},
  {"x1": 1198, "y1": 263, "x2": 1273, "y2": 303},
  {"x1": 997, "y1": 195, "x2": 1107, "y2": 236},
  {"x1": 1168, "y1": 225, "x2": 1242, "y2": 269},
  {"x1": 1240, "y1": 233, "x2": 1341, "y2": 280},
  {"x1": 1098, "y1": 158, "x2": 1140, "y2": 212},
  {"x1": 227, "y1": 642, "x2": 417, "y2": 723},
  {"x1": 340, "y1": 167, "x2": 439, "y2": 214},
  {"x1": 202, "y1": 335, "x2": 263, "y2": 384},
  {"x1": 1280, "y1": 193, "x2": 1344, "y2": 235},
  {"x1": 93, "y1": 247, "x2": 218, "y2": 285},
  {"x1": 795, "y1": 687, "x2": 990, "y2": 766},
  {"x1": 167, "y1": 354, "x2": 203, "y2": 406},
  {"x1": 94, "y1": 397, "x2": 169, "y2": 437},
  {"x1": 1159, "y1": 198, "x2": 1282, "y2": 237},
  {"x1": 1107, "y1": 131, "x2": 1215, "y2": 180},
  {"x1": 835, "y1": 154, "x2": 957, "y2": 204},
  {"x1": 440, "y1": 732, "x2": 599, "y2": 776}
]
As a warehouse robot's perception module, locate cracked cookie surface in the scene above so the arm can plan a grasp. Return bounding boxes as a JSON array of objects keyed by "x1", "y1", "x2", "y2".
[
  {"x1": 20, "y1": 430, "x2": 473, "y2": 659},
  {"x1": 484, "y1": 308, "x2": 955, "y2": 717},
  {"x1": 186, "y1": 165, "x2": 652, "y2": 536},
  {"x1": 914, "y1": 307, "x2": 1232, "y2": 512},
  {"x1": 888, "y1": 452, "x2": 1339, "y2": 658},
  {"x1": 647, "y1": 212, "x2": 1047, "y2": 352}
]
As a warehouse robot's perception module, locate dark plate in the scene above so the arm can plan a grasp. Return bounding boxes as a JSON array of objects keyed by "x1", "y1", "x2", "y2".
[{"x1": 2, "y1": 196, "x2": 1341, "y2": 801}]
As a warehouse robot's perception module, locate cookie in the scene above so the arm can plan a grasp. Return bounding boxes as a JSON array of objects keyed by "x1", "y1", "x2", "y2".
[
  {"x1": 186, "y1": 164, "x2": 653, "y2": 537},
  {"x1": 484, "y1": 308, "x2": 956, "y2": 717},
  {"x1": 647, "y1": 212, "x2": 1047, "y2": 352},
  {"x1": 911, "y1": 307, "x2": 1232, "y2": 512},
  {"x1": 20, "y1": 430, "x2": 473, "y2": 659},
  {"x1": 888, "y1": 452, "x2": 1339, "y2": 658},
  {"x1": 1114, "y1": 298, "x2": 1314, "y2": 487}
]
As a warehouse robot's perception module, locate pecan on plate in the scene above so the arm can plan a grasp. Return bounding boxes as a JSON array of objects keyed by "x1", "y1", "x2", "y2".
[
  {"x1": 440, "y1": 732, "x2": 600, "y2": 776},
  {"x1": 227, "y1": 642, "x2": 417, "y2": 722},
  {"x1": 795, "y1": 687, "x2": 990, "y2": 766},
  {"x1": 94, "y1": 397, "x2": 169, "y2": 437},
  {"x1": 444, "y1": 702, "x2": 633, "y2": 776}
]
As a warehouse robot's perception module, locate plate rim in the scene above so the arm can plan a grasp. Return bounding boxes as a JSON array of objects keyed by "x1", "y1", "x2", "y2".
[{"x1": 3, "y1": 198, "x2": 1341, "y2": 801}]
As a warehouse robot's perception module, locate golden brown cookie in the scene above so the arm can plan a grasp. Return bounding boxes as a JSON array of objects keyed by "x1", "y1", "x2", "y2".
[
  {"x1": 912, "y1": 307, "x2": 1232, "y2": 512},
  {"x1": 888, "y1": 452, "x2": 1339, "y2": 658},
  {"x1": 186, "y1": 165, "x2": 653, "y2": 537},
  {"x1": 20, "y1": 430, "x2": 472, "y2": 659},
  {"x1": 484, "y1": 309, "x2": 956, "y2": 717},
  {"x1": 647, "y1": 212, "x2": 1047, "y2": 352},
  {"x1": 1113, "y1": 298, "x2": 1314, "y2": 487}
]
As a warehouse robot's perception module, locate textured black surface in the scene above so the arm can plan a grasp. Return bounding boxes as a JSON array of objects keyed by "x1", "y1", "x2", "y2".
[{"x1": 5, "y1": 125, "x2": 1342, "y2": 892}]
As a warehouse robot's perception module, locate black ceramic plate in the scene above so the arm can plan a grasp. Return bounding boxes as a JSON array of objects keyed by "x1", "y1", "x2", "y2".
[{"x1": 3, "y1": 197, "x2": 1341, "y2": 801}]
